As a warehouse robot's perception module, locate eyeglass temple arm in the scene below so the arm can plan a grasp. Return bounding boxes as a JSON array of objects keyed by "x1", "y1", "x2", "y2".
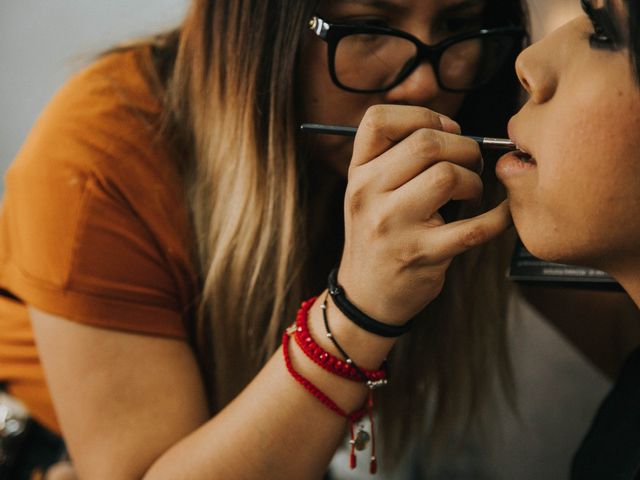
[{"x1": 309, "y1": 16, "x2": 330, "y2": 39}]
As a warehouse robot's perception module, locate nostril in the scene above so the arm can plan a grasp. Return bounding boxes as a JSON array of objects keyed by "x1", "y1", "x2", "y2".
[
  {"x1": 518, "y1": 73, "x2": 532, "y2": 94},
  {"x1": 514, "y1": 43, "x2": 557, "y2": 104}
]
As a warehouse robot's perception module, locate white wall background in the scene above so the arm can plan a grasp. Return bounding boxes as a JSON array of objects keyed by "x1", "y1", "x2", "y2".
[{"x1": 0, "y1": 0, "x2": 188, "y2": 182}]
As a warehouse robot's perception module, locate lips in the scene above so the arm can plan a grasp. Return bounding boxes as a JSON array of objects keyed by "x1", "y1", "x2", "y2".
[
  {"x1": 513, "y1": 146, "x2": 536, "y2": 165},
  {"x1": 507, "y1": 119, "x2": 536, "y2": 165}
]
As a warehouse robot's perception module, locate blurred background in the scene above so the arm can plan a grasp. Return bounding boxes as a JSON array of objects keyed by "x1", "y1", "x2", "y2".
[
  {"x1": 0, "y1": 1, "x2": 610, "y2": 479},
  {"x1": 0, "y1": 0, "x2": 188, "y2": 180}
]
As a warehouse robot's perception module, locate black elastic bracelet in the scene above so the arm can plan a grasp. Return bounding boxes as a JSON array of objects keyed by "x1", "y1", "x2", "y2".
[
  {"x1": 321, "y1": 293, "x2": 388, "y2": 389},
  {"x1": 327, "y1": 268, "x2": 413, "y2": 338}
]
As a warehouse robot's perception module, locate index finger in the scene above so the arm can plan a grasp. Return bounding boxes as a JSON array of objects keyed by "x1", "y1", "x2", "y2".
[
  {"x1": 427, "y1": 200, "x2": 513, "y2": 261},
  {"x1": 351, "y1": 105, "x2": 461, "y2": 167}
]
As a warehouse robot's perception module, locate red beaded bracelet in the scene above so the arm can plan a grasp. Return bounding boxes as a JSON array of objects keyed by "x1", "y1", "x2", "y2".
[
  {"x1": 282, "y1": 328, "x2": 365, "y2": 421},
  {"x1": 282, "y1": 328, "x2": 374, "y2": 471},
  {"x1": 293, "y1": 297, "x2": 387, "y2": 384},
  {"x1": 284, "y1": 298, "x2": 381, "y2": 474}
]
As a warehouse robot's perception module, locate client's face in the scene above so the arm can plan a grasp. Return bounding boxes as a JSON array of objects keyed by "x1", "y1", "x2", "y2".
[{"x1": 497, "y1": 0, "x2": 640, "y2": 277}]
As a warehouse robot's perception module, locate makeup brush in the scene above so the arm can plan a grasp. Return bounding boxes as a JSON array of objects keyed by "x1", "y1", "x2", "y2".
[{"x1": 300, "y1": 123, "x2": 517, "y2": 151}]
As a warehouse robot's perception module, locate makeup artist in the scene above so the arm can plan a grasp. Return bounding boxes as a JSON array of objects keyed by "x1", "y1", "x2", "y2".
[{"x1": 0, "y1": 0, "x2": 617, "y2": 478}]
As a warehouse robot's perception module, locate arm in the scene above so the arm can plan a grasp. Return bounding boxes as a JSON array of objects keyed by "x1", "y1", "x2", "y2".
[{"x1": 30, "y1": 302, "x2": 394, "y2": 480}]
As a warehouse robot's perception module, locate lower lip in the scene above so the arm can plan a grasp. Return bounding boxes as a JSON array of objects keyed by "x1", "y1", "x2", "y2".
[{"x1": 495, "y1": 151, "x2": 536, "y2": 178}]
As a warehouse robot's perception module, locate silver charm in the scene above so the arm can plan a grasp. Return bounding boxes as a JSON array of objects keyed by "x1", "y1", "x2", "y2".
[{"x1": 354, "y1": 427, "x2": 370, "y2": 451}]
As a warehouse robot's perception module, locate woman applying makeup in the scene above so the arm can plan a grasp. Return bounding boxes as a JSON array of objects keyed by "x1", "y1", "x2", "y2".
[
  {"x1": 0, "y1": 1, "x2": 527, "y2": 478},
  {"x1": 498, "y1": 0, "x2": 640, "y2": 477}
]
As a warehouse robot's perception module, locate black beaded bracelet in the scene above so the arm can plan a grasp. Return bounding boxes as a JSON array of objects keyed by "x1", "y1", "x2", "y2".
[{"x1": 327, "y1": 268, "x2": 413, "y2": 337}]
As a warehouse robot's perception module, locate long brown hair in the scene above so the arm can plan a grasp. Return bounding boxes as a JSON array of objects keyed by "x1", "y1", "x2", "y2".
[{"x1": 129, "y1": 0, "x2": 525, "y2": 468}]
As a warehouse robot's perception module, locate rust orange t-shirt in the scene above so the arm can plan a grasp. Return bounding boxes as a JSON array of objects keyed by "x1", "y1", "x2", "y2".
[{"x1": 0, "y1": 48, "x2": 199, "y2": 434}]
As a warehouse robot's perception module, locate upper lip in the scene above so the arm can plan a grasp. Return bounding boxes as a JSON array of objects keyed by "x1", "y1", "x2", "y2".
[{"x1": 507, "y1": 118, "x2": 532, "y2": 156}]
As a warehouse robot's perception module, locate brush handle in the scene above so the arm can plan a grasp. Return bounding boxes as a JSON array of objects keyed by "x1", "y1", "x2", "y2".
[{"x1": 300, "y1": 123, "x2": 516, "y2": 151}]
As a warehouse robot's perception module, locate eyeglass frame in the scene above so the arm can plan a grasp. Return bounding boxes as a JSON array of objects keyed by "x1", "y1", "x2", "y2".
[{"x1": 309, "y1": 16, "x2": 525, "y2": 94}]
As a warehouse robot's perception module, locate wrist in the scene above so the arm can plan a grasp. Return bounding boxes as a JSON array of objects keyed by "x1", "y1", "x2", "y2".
[
  {"x1": 307, "y1": 291, "x2": 397, "y2": 371},
  {"x1": 335, "y1": 266, "x2": 424, "y2": 326},
  {"x1": 329, "y1": 268, "x2": 415, "y2": 335}
]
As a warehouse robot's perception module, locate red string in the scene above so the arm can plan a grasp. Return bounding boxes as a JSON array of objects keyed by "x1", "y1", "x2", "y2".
[
  {"x1": 293, "y1": 297, "x2": 387, "y2": 382},
  {"x1": 368, "y1": 391, "x2": 377, "y2": 474},
  {"x1": 282, "y1": 331, "x2": 365, "y2": 423},
  {"x1": 282, "y1": 298, "x2": 382, "y2": 474}
]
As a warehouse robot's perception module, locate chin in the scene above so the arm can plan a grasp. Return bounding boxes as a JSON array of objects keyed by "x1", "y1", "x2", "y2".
[
  {"x1": 511, "y1": 211, "x2": 591, "y2": 266},
  {"x1": 517, "y1": 225, "x2": 610, "y2": 271},
  {"x1": 520, "y1": 236, "x2": 574, "y2": 264}
]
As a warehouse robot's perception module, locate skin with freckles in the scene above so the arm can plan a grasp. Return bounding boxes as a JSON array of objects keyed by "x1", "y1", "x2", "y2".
[{"x1": 497, "y1": 0, "x2": 640, "y2": 304}]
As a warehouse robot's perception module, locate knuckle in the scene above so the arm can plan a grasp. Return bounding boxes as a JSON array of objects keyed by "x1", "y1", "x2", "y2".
[
  {"x1": 361, "y1": 105, "x2": 388, "y2": 134},
  {"x1": 369, "y1": 210, "x2": 393, "y2": 239},
  {"x1": 395, "y1": 242, "x2": 423, "y2": 268},
  {"x1": 429, "y1": 162, "x2": 458, "y2": 192},
  {"x1": 458, "y1": 223, "x2": 490, "y2": 249},
  {"x1": 471, "y1": 174, "x2": 484, "y2": 195},
  {"x1": 345, "y1": 182, "x2": 367, "y2": 215},
  {"x1": 413, "y1": 128, "x2": 446, "y2": 159},
  {"x1": 394, "y1": 239, "x2": 441, "y2": 270},
  {"x1": 423, "y1": 109, "x2": 444, "y2": 129}
]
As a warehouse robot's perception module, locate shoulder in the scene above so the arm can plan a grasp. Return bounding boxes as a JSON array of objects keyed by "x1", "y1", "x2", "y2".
[
  {"x1": 1, "y1": 48, "x2": 197, "y2": 334},
  {"x1": 6, "y1": 47, "x2": 186, "y2": 233},
  {"x1": 10, "y1": 47, "x2": 173, "y2": 183},
  {"x1": 6, "y1": 44, "x2": 189, "y2": 250}
]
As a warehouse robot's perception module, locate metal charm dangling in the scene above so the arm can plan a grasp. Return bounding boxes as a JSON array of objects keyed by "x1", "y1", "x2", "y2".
[{"x1": 354, "y1": 427, "x2": 370, "y2": 451}]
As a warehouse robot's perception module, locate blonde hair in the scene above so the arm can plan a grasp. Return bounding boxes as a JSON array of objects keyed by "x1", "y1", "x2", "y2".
[{"x1": 128, "y1": 0, "x2": 523, "y2": 467}]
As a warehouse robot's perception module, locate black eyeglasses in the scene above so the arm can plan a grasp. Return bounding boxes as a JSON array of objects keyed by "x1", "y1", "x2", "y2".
[{"x1": 309, "y1": 16, "x2": 524, "y2": 94}]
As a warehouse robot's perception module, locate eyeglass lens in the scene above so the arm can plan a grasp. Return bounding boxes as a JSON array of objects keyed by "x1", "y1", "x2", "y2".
[{"x1": 334, "y1": 33, "x2": 516, "y2": 92}]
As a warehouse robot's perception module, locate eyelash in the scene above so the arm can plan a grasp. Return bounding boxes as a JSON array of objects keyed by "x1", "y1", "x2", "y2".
[{"x1": 588, "y1": 18, "x2": 615, "y2": 49}]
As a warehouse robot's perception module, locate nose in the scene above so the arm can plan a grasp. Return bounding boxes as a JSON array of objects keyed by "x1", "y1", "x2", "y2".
[
  {"x1": 515, "y1": 35, "x2": 559, "y2": 104},
  {"x1": 383, "y1": 61, "x2": 441, "y2": 106}
]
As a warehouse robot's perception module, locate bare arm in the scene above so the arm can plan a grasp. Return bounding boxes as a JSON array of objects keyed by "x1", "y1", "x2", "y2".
[{"x1": 30, "y1": 302, "x2": 394, "y2": 480}]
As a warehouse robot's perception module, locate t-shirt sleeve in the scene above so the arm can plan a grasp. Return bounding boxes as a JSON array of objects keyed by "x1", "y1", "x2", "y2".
[{"x1": 0, "y1": 52, "x2": 193, "y2": 339}]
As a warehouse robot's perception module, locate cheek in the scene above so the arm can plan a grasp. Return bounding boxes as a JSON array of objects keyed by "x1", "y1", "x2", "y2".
[
  {"x1": 504, "y1": 58, "x2": 640, "y2": 264},
  {"x1": 297, "y1": 41, "x2": 375, "y2": 125},
  {"x1": 528, "y1": 106, "x2": 640, "y2": 262},
  {"x1": 539, "y1": 83, "x2": 640, "y2": 192}
]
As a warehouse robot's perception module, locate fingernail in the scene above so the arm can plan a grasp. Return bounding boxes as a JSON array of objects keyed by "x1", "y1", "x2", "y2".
[{"x1": 438, "y1": 115, "x2": 461, "y2": 134}]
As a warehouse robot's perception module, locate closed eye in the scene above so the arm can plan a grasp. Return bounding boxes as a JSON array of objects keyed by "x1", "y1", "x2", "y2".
[{"x1": 581, "y1": 0, "x2": 621, "y2": 50}]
